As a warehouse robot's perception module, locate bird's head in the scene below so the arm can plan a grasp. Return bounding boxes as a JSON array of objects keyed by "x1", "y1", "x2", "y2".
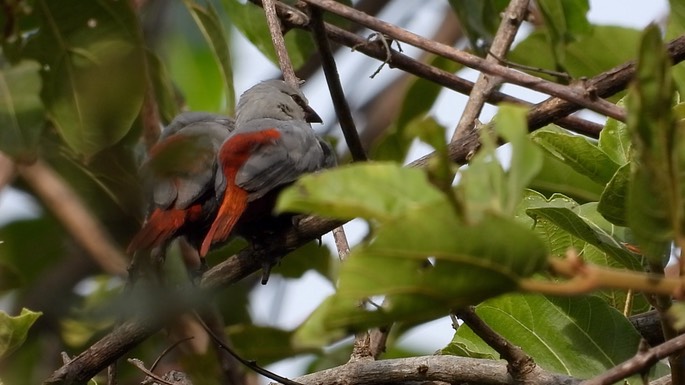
[{"x1": 235, "y1": 79, "x2": 322, "y2": 125}]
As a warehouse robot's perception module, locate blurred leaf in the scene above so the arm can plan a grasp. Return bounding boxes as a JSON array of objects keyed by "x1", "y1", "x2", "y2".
[
  {"x1": 598, "y1": 163, "x2": 630, "y2": 226},
  {"x1": 0, "y1": 262, "x2": 22, "y2": 293},
  {"x1": 626, "y1": 25, "x2": 679, "y2": 264},
  {"x1": 27, "y1": 0, "x2": 145, "y2": 157},
  {"x1": 274, "y1": 240, "x2": 332, "y2": 280},
  {"x1": 598, "y1": 100, "x2": 631, "y2": 166},
  {"x1": 0, "y1": 59, "x2": 45, "y2": 162},
  {"x1": 0, "y1": 308, "x2": 41, "y2": 359},
  {"x1": 447, "y1": 0, "x2": 509, "y2": 54},
  {"x1": 146, "y1": 50, "x2": 180, "y2": 124},
  {"x1": 445, "y1": 294, "x2": 646, "y2": 382},
  {"x1": 373, "y1": 55, "x2": 460, "y2": 162},
  {"x1": 536, "y1": 0, "x2": 591, "y2": 64},
  {"x1": 406, "y1": 117, "x2": 456, "y2": 192},
  {"x1": 227, "y1": 324, "x2": 319, "y2": 365},
  {"x1": 166, "y1": 31, "x2": 224, "y2": 111},
  {"x1": 222, "y1": 0, "x2": 314, "y2": 69},
  {"x1": 0, "y1": 217, "x2": 65, "y2": 284},
  {"x1": 183, "y1": 0, "x2": 235, "y2": 114},
  {"x1": 277, "y1": 162, "x2": 445, "y2": 221},
  {"x1": 531, "y1": 126, "x2": 619, "y2": 185},
  {"x1": 458, "y1": 105, "x2": 542, "y2": 220}
]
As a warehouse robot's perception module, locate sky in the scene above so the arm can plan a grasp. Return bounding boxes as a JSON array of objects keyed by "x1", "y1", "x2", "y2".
[{"x1": 0, "y1": 0, "x2": 672, "y2": 380}]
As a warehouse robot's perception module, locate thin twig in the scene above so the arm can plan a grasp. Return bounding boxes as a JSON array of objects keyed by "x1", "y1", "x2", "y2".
[
  {"x1": 127, "y1": 358, "x2": 175, "y2": 385},
  {"x1": 451, "y1": 0, "x2": 529, "y2": 142},
  {"x1": 580, "y1": 333, "x2": 685, "y2": 385},
  {"x1": 310, "y1": 6, "x2": 367, "y2": 161},
  {"x1": 149, "y1": 337, "x2": 195, "y2": 372},
  {"x1": 302, "y1": 0, "x2": 627, "y2": 122},
  {"x1": 262, "y1": 0, "x2": 298, "y2": 86},
  {"x1": 192, "y1": 311, "x2": 304, "y2": 385},
  {"x1": 18, "y1": 160, "x2": 128, "y2": 275},
  {"x1": 456, "y1": 307, "x2": 536, "y2": 382}
]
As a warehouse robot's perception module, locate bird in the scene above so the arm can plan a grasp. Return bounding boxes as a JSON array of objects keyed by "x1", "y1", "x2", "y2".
[
  {"x1": 199, "y1": 80, "x2": 335, "y2": 257},
  {"x1": 127, "y1": 112, "x2": 235, "y2": 266}
]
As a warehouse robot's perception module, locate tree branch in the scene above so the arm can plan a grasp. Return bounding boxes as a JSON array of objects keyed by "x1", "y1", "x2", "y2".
[
  {"x1": 309, "y1": 7, "x2": 367, "y2": 161},
  {"x1": 262, "y1": 0, "x2": 298, "y2": 86},
  {"x1": 456, "y1": 307, "x2": 536, "y2": 383},
  {"x1": 580, "y1": 333, "x2": 685, "y2": 385},
  {"x1": 451, "y1": 0, "x2": 529, "y2": 142},
  {"x1": 302, "y1": 0, "x2": 627, "y2": 122},
  {"x1": 270, "y1": 354, "x2": 580, "y2": 385},
  {"x1": 18, "y1": 160, "x2": 128, "y2": 275}
]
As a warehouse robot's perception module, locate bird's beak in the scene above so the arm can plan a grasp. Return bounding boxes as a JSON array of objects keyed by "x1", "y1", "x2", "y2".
[{"x1": 304, "y1": 105, "x2": 323, "y2": 124}]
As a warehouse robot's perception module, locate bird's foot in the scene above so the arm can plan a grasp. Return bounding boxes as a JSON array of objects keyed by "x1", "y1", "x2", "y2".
[{"x1": 188, "y1": 258, "x2": 209, "y2": 286}]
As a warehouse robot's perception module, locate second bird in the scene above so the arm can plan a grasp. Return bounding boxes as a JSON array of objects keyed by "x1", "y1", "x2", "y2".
[{"x1": 200, "y1": 80, "x2": 335, "y2": 256}]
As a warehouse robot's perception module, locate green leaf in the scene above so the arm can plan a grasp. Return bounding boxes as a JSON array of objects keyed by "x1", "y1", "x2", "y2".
[
  {"x1": 531, "y1": 126, "x2": 619, "y2": 185},
  {"x1": 445, "y1": 294, "x2": 645, "y2": 381},
  {"x1": 447, "y1": 0, "x2": 509, "y2": 55},
  {"x1": 626, "y1": 25, "x2": 679, "y2": 263},
  {"x1": 325, "y1": 205, "x2": 547, "y2": 331},
  {"x1": 536, "y1": 0, "x2": 591, "y2": 63},
  {"x1": 598, "y1": 100, "x2": 631, "y2": 166},
  {"x1": 510, "y1": 26, "x2": 641, "y2": 81},
  {"x1": 598, "y1": 163, "x2": 630, "y2": 226},
  {"x1": 0, "y1": 308, "x2": 41, "y2": 359},
  {"x1": 28, "y1": 0, "x2": 145, "y2": 157},
  {"x1": 145, "y1": 50, "x2": 180, "y2": 125},
  {"x1": 0, "y1": 60, "x2": 45, "y2": 163},
  {"x1": 222, "y1": 0, "x2": 314, "y2": 69},
  {"x1": 273, "y1": 241, "x2": 332, "y2": 280},
  {"x1": 530, "y1": 150, "x2": 605, "y2": 202},
  {"x1": 227, "y1": 324, "x2": 319, "y2": 365},
  {"x1": 526, "y1": 205, "x2": 639, "y2": 269},
  {"x1": 183, "y1": 0, "x2": 235, "y2": 114},
  {"x1": 458, "y1": 105, "x2": 542, "y2": 220},
  {"x1": 276, "y1": 162, "x2": 445, "y2": 221}
]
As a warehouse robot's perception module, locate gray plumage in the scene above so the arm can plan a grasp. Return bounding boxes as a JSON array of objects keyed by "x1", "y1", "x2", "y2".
[{"x1": 144, "y1": 112, "x2": 235, "y2": 211}]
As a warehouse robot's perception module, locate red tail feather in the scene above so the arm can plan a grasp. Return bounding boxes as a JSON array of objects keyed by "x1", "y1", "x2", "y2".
[
  {"x1": 200, "y1": 185, "x2": 248, "y2": 256},
  {"x1": 127, "y1": 208, "x2": 187, "y2": 253}
]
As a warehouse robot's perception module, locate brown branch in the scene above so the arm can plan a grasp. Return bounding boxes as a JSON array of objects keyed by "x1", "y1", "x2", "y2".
[
  {"x1": 310, "y1": 7, "x2": 367, "y2": 161},
  {"x1": 302, "y1": 0, "x2": 627, "y2": 122},
  {"x1": 269, "y1": 354, "x2": 579, "y2": 385},
  {"x1": 18, "y1": 160, "x2": 128, "y2": 275},
  {"x1": 580, "y1": 333, "x2": 685, "y2": 385},
  {"x1": 451, "y1": 0, "x2": 529, "y2": 142},
  {"x1": 456, "y1": 307, "x2": 536, "y2": 383},
  {"x1": 262, "y1": 0, "x2": 298, "y2": 86}
]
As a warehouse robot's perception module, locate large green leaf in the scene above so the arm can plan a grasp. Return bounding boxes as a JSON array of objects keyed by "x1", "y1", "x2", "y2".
[
  {"x1": 222, "y1": 0, "x2": 315, "y2": 69},
  {"x1": 626, "y1": 25, "x2": 680, "y2": 263},
  {"x1": 277, "y1": 162, "x2": 445, "y2": 222},
  {"x1": 183, "y1": 0, "x2": 235, "y2": 114},
  {"x1": 0, "y1": 308, "x2": 41, "y2": 359},
  {"x1": 531, "y1": 127, "x2": 619, "y2": 185},
  {"x1": 27, "y1": 0, "x2": 145, "y2": 157},
  {"x1": 0, "y1": 59, "x2": 45, "y2": 162},
  {"x1": 444, "y1": 294, "x2": 647, "y2": 382},
  {"x1": 294, "y1": 203, "x2": 548, "y2": 346}
]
